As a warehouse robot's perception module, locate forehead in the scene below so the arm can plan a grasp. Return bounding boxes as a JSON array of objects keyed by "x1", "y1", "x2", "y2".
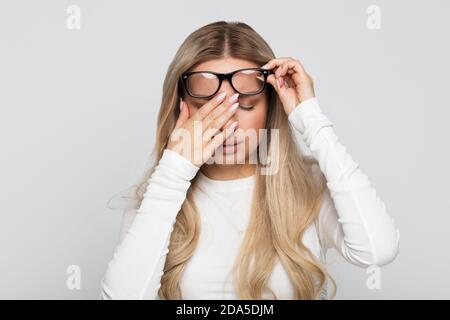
[{"x1": 191, "y1": 57, "x2": 259, "y2": 73}]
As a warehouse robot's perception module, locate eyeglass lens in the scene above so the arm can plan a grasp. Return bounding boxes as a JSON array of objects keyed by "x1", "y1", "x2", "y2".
[{"x1": 186, "y1": 70, "x2": 266, "y2": 97}]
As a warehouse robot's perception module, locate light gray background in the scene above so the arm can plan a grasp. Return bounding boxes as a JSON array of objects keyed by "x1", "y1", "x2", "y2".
[{"x1": 1, "y1": 0, "x2": 449, "y2": 299}]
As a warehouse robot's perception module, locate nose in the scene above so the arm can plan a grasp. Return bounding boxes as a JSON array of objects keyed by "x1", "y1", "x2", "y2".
[
  {"x1": 217, "y1": 80, "x2": 239, "y2": 123},
  {"x1": 218, "y1": 79, "x2": 238, "y2": 98}
]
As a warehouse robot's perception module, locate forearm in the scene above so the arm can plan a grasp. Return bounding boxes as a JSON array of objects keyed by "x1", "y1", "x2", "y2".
[
  {"x1": 101, "y1": 149, "x2": 199, "y2": 299},
  {"x1": 288, "y1": 98, "x2": 400, "y2": 267}
]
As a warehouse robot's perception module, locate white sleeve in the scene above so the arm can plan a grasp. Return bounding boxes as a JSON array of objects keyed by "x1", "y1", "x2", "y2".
[
  {"x1": 100, "y1": 149, "x2": 200, "y2": 299},
  {"x1": 288, "y1": 97, "x2": 400, "y2": 267}
]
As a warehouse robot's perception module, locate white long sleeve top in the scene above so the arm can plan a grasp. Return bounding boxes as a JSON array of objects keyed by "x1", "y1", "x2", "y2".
[{"x1": 100, "y1": 97, "x2": 400, "y2": 300}]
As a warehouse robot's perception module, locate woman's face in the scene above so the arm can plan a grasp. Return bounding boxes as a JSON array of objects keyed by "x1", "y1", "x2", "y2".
[{"x1": 182, "y1": 57, "x2": 270, "y2": 165}]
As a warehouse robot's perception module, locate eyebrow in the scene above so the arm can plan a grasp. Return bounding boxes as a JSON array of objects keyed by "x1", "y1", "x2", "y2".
[{"x1": 189, "y1": 67, "x2": 260, "y2": 74}]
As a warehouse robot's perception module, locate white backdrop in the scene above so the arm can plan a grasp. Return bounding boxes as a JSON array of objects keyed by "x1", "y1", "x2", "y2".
[{"x1": 0, "y1": 0, "x2": 449, "y2": 299}]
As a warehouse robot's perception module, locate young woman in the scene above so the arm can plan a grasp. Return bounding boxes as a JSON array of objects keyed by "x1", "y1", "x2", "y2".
[{"x1": 101, "y1": 21, "x2": 400, "y2": 300}]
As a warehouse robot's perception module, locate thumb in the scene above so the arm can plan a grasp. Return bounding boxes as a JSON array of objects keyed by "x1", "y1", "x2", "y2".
[
  {"x1": 267, "y1": 74, "x2": 289, "y2": 106},
  {"x1": 175, "y1": 98, "x2": 189, "y2": 128},
  {"x1": 267, "y1": 74, "x2": 282, "y2": 96}
]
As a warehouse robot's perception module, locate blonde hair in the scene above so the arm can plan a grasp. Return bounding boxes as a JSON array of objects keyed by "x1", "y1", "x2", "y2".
[{"x1": 112, "y1": 20, "x2": 336, "y2": 299}]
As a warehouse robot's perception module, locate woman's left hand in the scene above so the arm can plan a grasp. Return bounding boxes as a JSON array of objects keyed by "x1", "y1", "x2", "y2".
[{"x1": 262, "y1": 57, "x2": 316, "y2": 116}]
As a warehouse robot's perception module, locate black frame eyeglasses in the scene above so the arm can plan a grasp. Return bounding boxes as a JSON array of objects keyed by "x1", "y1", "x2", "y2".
[{"x1": 180, "y1": 67, "x2": 275, "y2": 99}]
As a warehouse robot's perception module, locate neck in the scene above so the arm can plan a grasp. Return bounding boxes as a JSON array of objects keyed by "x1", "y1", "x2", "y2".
[{"x1": 200, "y1": 163, "x2": 256, "y2": 181}]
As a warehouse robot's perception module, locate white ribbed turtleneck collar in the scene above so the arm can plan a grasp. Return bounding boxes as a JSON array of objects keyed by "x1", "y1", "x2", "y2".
[{"x1": 196, "y1": 170, "x2": 256, "y2": 192}]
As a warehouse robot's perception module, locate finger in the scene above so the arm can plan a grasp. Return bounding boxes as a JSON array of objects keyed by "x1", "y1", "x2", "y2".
[
  {"x1": 262, "y1": 57, "x2": 303, "y2": 76},
  {"x1": 274, "y1": 60, "x2": 298, "y2": 76},
  {"x1": 265, "y1": 59, "x2": 295, "y2": 90},
  {"x1": 189, "y1": 91, "x2": 227, "y2": 124},
  {"x1": 266, "y1": 73, "x2": 281, "y2": 94},
  {"x1": 222, "y1": 118, "x2": 234, "y2": 130},
  {"x1": 265, "y1": 58, "x2": 308, "y2": 92},
  {"x1": 203, "y1": 100, "x2": 239, "y2": 141},
  {"x1": 294, "y1": 58, "x2": 307, "y2": 71},
  {"x1": 269, "y1": 71, "x2": 289, "y2": 91},
  {"x1": 209, "y1": 118, "x2": 236, "y2": 141},
  {"x1": 276, "y1": 60, "x2": 304, "y2": 87},
  {"x1": 279, "y1": 63, "x2": 293, "y2": 89},
  {"x1": 261, "y1": 57, "x2": 291, "y2": 71},
  {"x1": 174, "y1": 98, "x2": 189, "y2": 129},
  {"x1": 204, "y1": 121, "x2": 239, "y2": 159},
  {"x1": 261, "y1": 56, "x2": 293, "y2": 67},
  {"x1": 291, "y1": 59, "x2": 308, "y2": 77},
  {"x1": 277, "y1": 62, "x2": 290, "y2": 78},
  {"x1": 203, "y1": 92, "x2": 239, "y2": 129}
]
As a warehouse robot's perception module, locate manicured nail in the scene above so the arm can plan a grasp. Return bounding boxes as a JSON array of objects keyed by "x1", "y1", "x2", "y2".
[
  {"x1": 276, "y1": 68, "x2": 281, "y2": 77},
  {"x1": 228, "y1": 121, "x2": 238, "y2": 130},
  {"x1": 228, "y1": 102, "x2": 239, "y2": 112},
  {"x1": 228, "y1": 93, "x2": 239, "y2": 104},
  {"x1": 216, "y1": 91, "x2": 227, "y2": 102}
]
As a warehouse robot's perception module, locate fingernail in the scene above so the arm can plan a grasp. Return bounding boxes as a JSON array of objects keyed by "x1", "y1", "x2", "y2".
[
  {"x1": 179, "y1": 98, "x2": 183, "y2": 111},
  {"x1": 228, "y1": 102, "x2": 239, "y2": 112},
  {"x1": 216, "y1": 91, "x2": 227, "y2": 102},
  {"x1": 277, "y1": 78, "x2": 283, "y2": 88},
  {"x1": 261, "y1": 64, "x2": 268, "y2": 69},
  {"x1": 228, "y1": 121, "x2": 238, "y2": 130},
  {"x1": 228, "y1": 93, "x2": 239, "y2": 104},
  {"x1": 276, "y1": 68, "x2": 281, "y2": 77}
]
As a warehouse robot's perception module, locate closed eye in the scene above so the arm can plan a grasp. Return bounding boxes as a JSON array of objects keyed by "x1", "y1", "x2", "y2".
[{"x1": 239, "y1": 104, "x2": 255, "y2": 111}]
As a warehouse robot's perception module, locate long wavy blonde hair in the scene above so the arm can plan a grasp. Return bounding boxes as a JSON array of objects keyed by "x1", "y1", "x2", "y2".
[{"x1": 113, "y1": 20, "x2": 337, "y2": 300}]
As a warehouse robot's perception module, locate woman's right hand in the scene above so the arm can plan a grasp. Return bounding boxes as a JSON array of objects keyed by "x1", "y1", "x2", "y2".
[{"x1": 166, "y1": 91, "x2": 240, "y2": 167}]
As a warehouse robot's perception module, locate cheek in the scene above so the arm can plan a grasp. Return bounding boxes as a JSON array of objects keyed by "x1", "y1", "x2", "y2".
[
  {"x1": 235, "y1": 107, "x2": 268, "y2": 157},
  {"x1": 184, "y1": 99, "x2": 203, "y2": 115},
  {"x1": 188, "y1": 105, "x2": 198, "y2": 115},
  {"x1": 236, "y1": 107, "x2": 267, "y2": 131}
]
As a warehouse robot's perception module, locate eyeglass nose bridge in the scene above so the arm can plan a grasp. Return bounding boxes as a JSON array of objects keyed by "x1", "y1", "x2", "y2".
[{"x1": 214, "y1": 72, "x2": 236, "y2": 92}]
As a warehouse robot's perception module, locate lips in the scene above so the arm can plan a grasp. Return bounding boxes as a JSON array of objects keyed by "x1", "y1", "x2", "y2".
[{"x1": 223, "y1": 141, "x2": 242, "y2": 147}]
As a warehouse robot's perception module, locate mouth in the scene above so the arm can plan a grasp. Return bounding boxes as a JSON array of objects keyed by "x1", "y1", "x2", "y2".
[
  {"x1": 222, "y1": 141, "x2": 242, "y2": 147},
  {"x1": 221, "y1": 140, "x2": 243, "y2": 154}
]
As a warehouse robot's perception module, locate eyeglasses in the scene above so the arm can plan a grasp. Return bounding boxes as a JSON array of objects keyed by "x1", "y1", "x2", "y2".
[{"x1": 180, "y1": 67, "x2": 274, "y2": 99}]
